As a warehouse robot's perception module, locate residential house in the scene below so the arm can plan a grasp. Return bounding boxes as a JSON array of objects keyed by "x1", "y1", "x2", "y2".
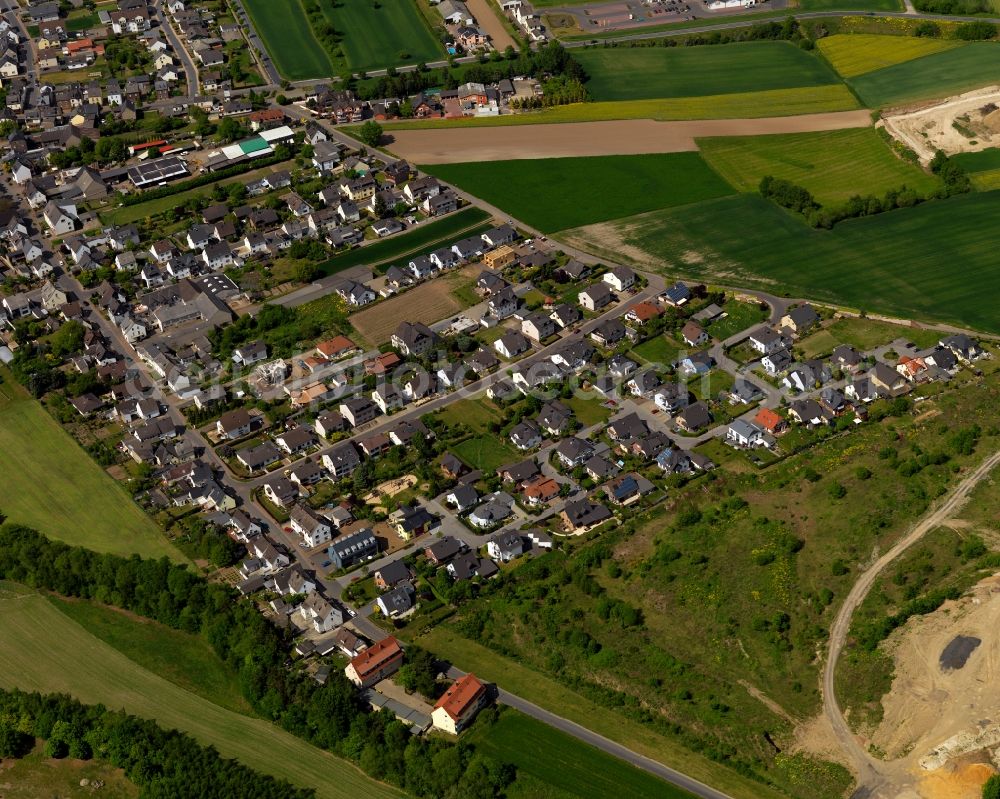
[
  {"x1": 216, "y1": 409, "x2": 261, "y2": 440},
  {"x1": 376, "y1": 582, "x2": 416, "y2": 617},
  {"x1": 603, "y1": 266, "x2": 635, "y2": 292},
  {"x1": 676, "y1": 400, "x2": 712, "y2": 432},
  {"x1": 495, "y1": 330, "x2": 530, "y2": 359},
  {"x1": 561, "y1": 498, "x2": 613, "y2": 533},
  {"x1": 328, "y1": 527, "x2": 379, "y2": 570},
  {"x1": 345, "y1": 636, "x2": 404, "y2": 688},
  {"x1": 392, "y1": 321, "x2": 437, "y2": 357},
  {"x1": 431, "y1": 674, "x2": 488, "y2": 735},
  {"x1": 779, "y1": 304, "x2": 820, "y2": 336},
  {"x1": 509, "y1": 419, "x2": 542, "y2": 450},
  {"x1": 726, "y1": 419, "x2": 764, "y2": 448},
  {"x1": 374, "y1": 560, "x2": 412, "y2": 591},
  {"x1": 290, "y1": 504, "x2": 333, "y2": 548},
  {"x1": 578, "y1": 283, "x2": 614, "y2": 312},
  {"x1": 487, "y1": 532, "x2": 524, "y2": 562},
  {"x1": 680, "y1": 320, "x2": 709, "y2": 347}
]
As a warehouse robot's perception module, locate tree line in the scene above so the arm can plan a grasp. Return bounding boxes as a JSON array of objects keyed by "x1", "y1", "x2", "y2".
[
  {"x1": 0, "y1": 524, "x2": 514, "y2": 798},
  {"x1": 0, "y1": 688, "x2": 314, "y2": 799},
  {"x1": 758, "y1": 151, "x2": 971, "y2": 228},
  {"x1": 346, "y1": 42, "x2": 587, "y2": 103}
]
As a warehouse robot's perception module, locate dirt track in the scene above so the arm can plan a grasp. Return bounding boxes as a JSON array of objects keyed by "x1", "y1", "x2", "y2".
[
  {"x1": 386, "y1": 110, "x2": 874, "y2": 163},
  {"x1": 465, "y1": 0, "x2": 518, "y2": 50},
  {"x1": 822, "y1": 448, "x2": 1000, "y2": 799}
]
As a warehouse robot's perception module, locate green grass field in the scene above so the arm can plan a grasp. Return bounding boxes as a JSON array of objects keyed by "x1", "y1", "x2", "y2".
[
  {"x1": 631, "y1": 334, "x2": 686, "y2": 366},
  {"x1": 0, "y1": 588, "x2": 401, "y2": 799},
  {"x1": 816, "y1": 33, "x2": 963, "y2": 79},
  {"x1": 323, "y1": 0, "x2": 443, "y2": 72},
  {"x1": 951, "y1": 147, "x2": 1000, "y2": 173},
  {"x1": 0, "y1": 746, "x2": 138, "y2": 799},
  {"x1": 376, "y1": 85, "x2": 859, "y2": 128},
  {"x1": 469, "y1": 711, "x2": 696, "y2": 799},
  {"x1": 848, "y1": 42, "x2": 1000, "y2": 107},
  {"x1": 452, "y1": 435, "x2": 520, "y2": 472},
  {"x1": 425, "y1": 154, "x2": 733, "y2": 232},
  {"x1": 560, "y1": 191, "x2": 1000, "y2": 333},
  {"x1": 697, "y1": 128, "x2": 939, "y2": 205},
  {"x1": 417, "y1": 628, "x2": 787, "y2": 799},
  {"x1": 242, "y1": 0, "x2": 334, "y2": 81},
  {"x1": 317, "y1": 207, "x2": 491, "y2": 275},
  {"x1": 50, "y1": 597, "x2": 252, "y2": 716},
  {"x1": 0, "y1": 368, "x2": 184, "y2": 562},
  {"x1": 574, "y1": 42, "x2": 840, "y2": 102},
  {"x1": 797, "y1": 317, "x2": 941, "y2": 358}
]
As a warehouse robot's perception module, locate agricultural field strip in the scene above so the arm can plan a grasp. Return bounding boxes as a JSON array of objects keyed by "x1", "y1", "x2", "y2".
[
  {"x1": 388, "y1": 109, "x2": 873, "y2": 164},
  {"x1": 848, "y1": 42, "x2": 1000, "y2": 108},
  {"x1": 816, "y1": 33, "x2": 964, "y2": 79},
  {"x1": 574, "y1": 41, "x2": 841, "y2": 102},
  {"x1": 241, "y1": 0, "x2": 332, "y2": 81},
  {"x1": 696, "y1": 128, "x2": 939, "y2": 205},
  {"x1": 0, "y1": 592, "x2": 401, "y2": 799},
  {"x1": 425, "y1": 153, "x2": 734, "y2": 232},
  {"x1": 0, "y1": 368, "x2": 185, "y2": 562},
  {"x1": 558, "y1": 192, "x2": 1000, "y2": 334},
  {"x1": 375, "y1": 85, "x2": 861, "y2": 130}
]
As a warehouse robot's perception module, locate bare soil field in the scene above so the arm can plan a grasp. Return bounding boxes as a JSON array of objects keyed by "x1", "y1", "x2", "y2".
[
  {"x1": 349, "y1": 276, "x2": 465, "y2": 344},
  {"x1": 387, "y1": 111, "x2": 874, "y2": 163},
  {"x1": 883, "y1": 86, "x2": 1000, "y2": 163},
  {"x1": 860, "y1": 573, "x2": 1000, "y2": 798}
]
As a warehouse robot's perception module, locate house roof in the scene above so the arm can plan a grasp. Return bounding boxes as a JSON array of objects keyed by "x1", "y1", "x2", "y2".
[
  {"x1": 754, "y1": 407, "x2": 784, "y2": 432},
  {"x1": 434, "y1": 674, "x2": 486, "y2": 721},
  {"x1": 348, "y1": 636, "x2": 402, "y2": 678}
]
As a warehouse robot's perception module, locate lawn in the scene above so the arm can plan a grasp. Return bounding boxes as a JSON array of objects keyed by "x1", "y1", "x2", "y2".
[
  {"x1": 797, "y1": 317, "x2": 942, "y2": 358},
  {"x1": 565, "y1": 395, "x2": 613, "y2": 426},
  {"x1": 0, "y1": 746, "x2": 138, "y2": 799},
  {"x1": 377, "y1": 85, "x2": 860, "y2": 127},
  {"x1": 416, "y1": 628, "x2": 787, "y2": 799},
  {"x1": 705, "y1": 299, "x2": 769, "y2": 341},
  {"x1": 951, "y1": 147, "x2": 1000, "y2": 173},
  {"x1": 631, "y1": 334, "x2": 686, "y2": 366},
  {"x1": 0, "y1": 368, "x2": 184, "y2": 562},
  {"x1": 559, "y1": 191, "x2": 1000, "y2": 334},
  {"x1": 435, "y1": 397, "x2": 502, "y2": 433},
  {"x1": 425, "y1": 154, "x2": 733, "y2": 233},
  {"x1": 574, "y1": 42, "x2": 840, "y2": 102},
  {"x1": 101, "y1": 161, "x2": 295, "y2": 226},
  {"x1": 816, "y1": 33, "x2": 963, "y2": 78},
  {"x1": 317, "y1": 207, "x2": 491, "y2": 276},
  {"x1": 468, "y1": 710, "x2": 696, "y2": 799},
  {"x1": 452, "y1": 436, "x2": 520, "y2": 472},
  {"x1": 0, "y1": 589, "x2": 401, "y2": 799},
  {"x1": 848, "y1": 42, "x2": 1000, "y2": 107},
  {"x1": 49, "y1": 597, "x2": 252, "y2": 716},
  {"x1": 697, "y1": 128, "x2": 939, "y2": 205},
  {"x1": 242, "y1": 0, "x2": 334, "y2": 81},
  {"x1": 323, "y1": 0, "x2": 443, "y2": 73}
]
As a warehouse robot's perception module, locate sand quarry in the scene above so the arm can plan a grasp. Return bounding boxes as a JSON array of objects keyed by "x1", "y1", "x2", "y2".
[
  {"x1": 385, "y1": 110, "x2": 874, "y2": 163},
  {"x1": 794, "y1": 573, "x2": 1000, "y2": 799},
  {"x1": 883, "y1": 86, "x2": 1000, "y2": 164}
]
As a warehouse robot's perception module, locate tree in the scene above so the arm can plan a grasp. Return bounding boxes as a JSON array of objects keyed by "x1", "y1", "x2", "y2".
[
  {"x1": 216, "y1": 117, "x2": 246, "y2": 144},
  {"x1": 0, "y1": 725, "x2": 32, "y2": 759},
  {"x1": 983, "y1": 774, "x2": 1000, "y2": 799},
  {"x1": 358, "y1": 120, "x2": 383, "y2": 148}
]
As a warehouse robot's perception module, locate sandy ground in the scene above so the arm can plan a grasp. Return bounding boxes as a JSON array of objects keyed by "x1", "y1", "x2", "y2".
[
  {"x1": 872, "y1": 575, "x2": 1000, "y2": 764},
  {"x1": 386, "y1": 111, "x2": 875, "y2": 163},
  {"x1": 465, "y1": 0, "x2": 518, "y2": 50},
  {"x1": 883, "y1": 86, "x2": 1000, "y2": 163}
]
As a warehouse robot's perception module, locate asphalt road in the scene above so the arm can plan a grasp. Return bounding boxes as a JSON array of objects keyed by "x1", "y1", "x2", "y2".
[
  {"x1": 442, "y1": 665, "x2": 732, "y2": 799},
  {"x1": 152, "y1": 0, "x2": 199, "y2": 98}
]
